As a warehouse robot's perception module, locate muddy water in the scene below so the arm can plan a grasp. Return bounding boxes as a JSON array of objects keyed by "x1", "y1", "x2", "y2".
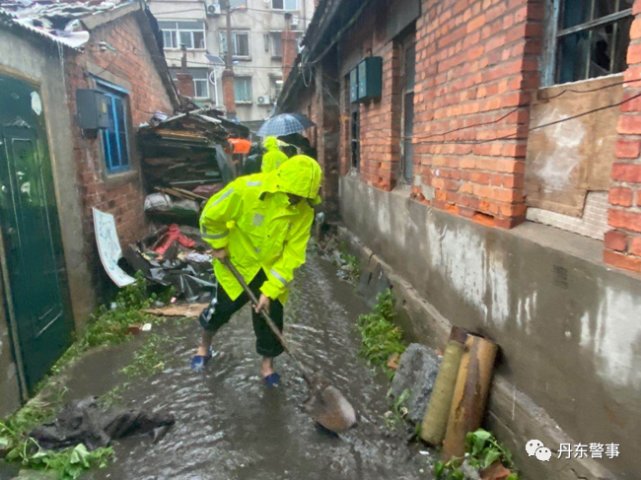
[{"x1": 87, "y1": 254, "x2": 433, "y2": 480}]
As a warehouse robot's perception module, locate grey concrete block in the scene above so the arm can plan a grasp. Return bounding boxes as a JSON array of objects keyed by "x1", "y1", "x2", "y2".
[{"x1": 389, "y1": 343, "x2": 441, "y2": 424}]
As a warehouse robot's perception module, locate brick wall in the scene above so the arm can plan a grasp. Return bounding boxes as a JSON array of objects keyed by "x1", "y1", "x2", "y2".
[
  {"x1": 605, "y1": 0, "x2": 641, "y2": 273},
  {"x1": 411, "y1": 0, "x2": 542, "y2": 227},
  {"x1": 65, "y1": 13, "x2": 173, "y2": 289},
  {"x1": 282, "y1": 30, "x2": 298, "y2": 80},
  {"x1": 334, "y1": 0, "x2": 543, "y2": 226},
  {"x1": 359, "y1": 42, "x2": 402, "y2": 191},
  {"x1": 175, "y1": 72, "x2": 195, "y2": 97},
  {"x1": 296, "y1": 0, "x2": 641, "y2": 272},
  {"x1": 336, "y1": 5, "x2": 403, "y2": 191}
]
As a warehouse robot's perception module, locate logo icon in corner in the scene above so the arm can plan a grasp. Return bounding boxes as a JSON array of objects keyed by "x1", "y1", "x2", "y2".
[
  {"x1": 535, "y1": 447, "x2": 552, "y2": 462},
  {"x1": 525, "y1": 439, "x2": 544, "y2": 457},
  {"x1": 526, "y1": 439, "x2": 551, "y2": 461}
]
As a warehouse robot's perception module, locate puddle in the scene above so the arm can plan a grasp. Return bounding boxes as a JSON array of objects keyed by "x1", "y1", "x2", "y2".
[{"x1": 72, "y1": 254, "x2": 433, "y2": 479}]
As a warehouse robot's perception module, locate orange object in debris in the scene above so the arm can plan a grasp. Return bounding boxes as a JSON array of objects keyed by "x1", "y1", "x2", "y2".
[
  {"x1": 154, "y1": 224, "x2": 196, "y2": 256},
  {"x1": 228, "y1": 137, "x2": 251, "y2": 154}
]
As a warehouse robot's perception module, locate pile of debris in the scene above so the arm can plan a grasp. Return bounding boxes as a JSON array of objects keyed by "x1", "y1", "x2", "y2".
[
  {"x1": 96, "y1": 110, "x2": 252, "y2": 301},
  {"x1": 138, "y1": 108, "x2": 249, "y2": 225},
  {"x1": 123, "y1": 224, "x2": 215, "y2": 303}
]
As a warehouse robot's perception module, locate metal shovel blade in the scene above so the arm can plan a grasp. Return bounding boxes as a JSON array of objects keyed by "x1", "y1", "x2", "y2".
[{"x1": 303, "y1": 373, "x2": 357, "y2": 433}]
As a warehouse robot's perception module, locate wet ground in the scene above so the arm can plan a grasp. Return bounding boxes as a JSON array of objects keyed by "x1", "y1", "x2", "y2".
[{"x1": 50, "y1": 254, "x2": 435, "y2": 479}]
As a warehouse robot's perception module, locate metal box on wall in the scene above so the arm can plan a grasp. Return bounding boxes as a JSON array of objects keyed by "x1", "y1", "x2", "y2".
[
  {"x1": 357, "y1": 56, "x2": 382, "y2": 101},
  {"x1": 76, "y1": 89, "x2": 110, "y2": 130},
  {"x1": 349, "y1": 68, "x2": 359, "y2": 103}
]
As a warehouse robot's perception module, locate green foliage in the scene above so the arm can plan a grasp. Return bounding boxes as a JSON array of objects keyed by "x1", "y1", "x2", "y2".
[
  {"x1": 383, "y1": 388, "x2": 411, "y2": 430},
  {"x1": 0, "y1": 273, "x2": 163, "y2": 477},
  {"x1": 51, "y1": 273, "x2": 160, "y2": 376},
  {"x1": 356, "y1": 290, "x2": 406, "y2": 373},
  {"x1": 434, "y1": 429, "x2": 519, "y2": 480},
  {"x1": 121, "y1": 333, "x2": 169, "y2": 379},
  {"x1": 339, "y1": 251, "x2": 360, "y2": 281}
]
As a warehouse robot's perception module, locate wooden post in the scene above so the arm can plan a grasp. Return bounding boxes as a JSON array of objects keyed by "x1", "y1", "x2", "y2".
[
  {"x1": 442, "y1": 334, "x2": 498, "y2": 459},
  {"x1": 420, "y1": 326, "x2": 467, "y2": 446}
]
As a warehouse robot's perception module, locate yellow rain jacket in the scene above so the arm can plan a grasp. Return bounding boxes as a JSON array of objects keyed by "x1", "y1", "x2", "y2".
[
  {"x1": 200, "y1": 155, "x2": 322, "y2": 303},
  {"x1": 261, "y1": 136, "x2": 289, "y2": 173}
]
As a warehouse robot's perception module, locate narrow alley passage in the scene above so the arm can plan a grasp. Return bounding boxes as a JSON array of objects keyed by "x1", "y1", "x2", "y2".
[{"x1": 82, "y1": 253, "x2": 431, "y2": 480}]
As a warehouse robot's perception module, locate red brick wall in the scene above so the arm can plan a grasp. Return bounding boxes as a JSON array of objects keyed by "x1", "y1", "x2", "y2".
[
  {"x1": 413, "y1": 0, "x2": 543, "y2": 227},
  {"x1": 336, "y1": 5, "x2": 403, "y2": 191},
  {"x1": 334, "y1": 0, "x2": 542, "y2": 226},
  {"x1": 65, "y1": 13, "x2": 173, "y2": 287},
  {"x1": 282, "y1": 30, "x2": 298, "y2": 80},
  {"x1": 605, "y1": 0, "x2": 641, "y2": 273},
  {"x1": 222, "y1": 70, "x2": 236, "y2": 117},
  {"x1": 359, "y1": 42, "x2": 402, "y2": 191},
  {"x1": 175, "y1": 72, "x2": 195, "y2": 97}
]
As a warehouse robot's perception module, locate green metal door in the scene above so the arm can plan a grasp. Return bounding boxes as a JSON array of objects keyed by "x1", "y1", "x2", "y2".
[{"x1": 0, "y1": 73, "x2": 73, "y2": 392}]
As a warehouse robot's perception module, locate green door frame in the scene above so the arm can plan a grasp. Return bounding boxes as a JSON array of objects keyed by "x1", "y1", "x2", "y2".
[{"x1": 0, "y1": 229, "x2": 29, "y2": 401}]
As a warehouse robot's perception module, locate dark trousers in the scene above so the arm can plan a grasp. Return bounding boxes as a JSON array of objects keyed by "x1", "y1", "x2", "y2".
[{"x1": 198, "y1": 270, "x2": 284, "y2": 358}]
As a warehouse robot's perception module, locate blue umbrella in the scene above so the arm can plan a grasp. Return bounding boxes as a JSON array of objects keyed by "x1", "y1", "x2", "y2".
[{"x1": 256, "y1": 113, "x2": 315, "y2": 137}]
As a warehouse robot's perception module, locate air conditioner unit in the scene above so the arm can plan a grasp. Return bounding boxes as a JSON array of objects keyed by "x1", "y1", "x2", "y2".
[
  {"x1": 206, "y1": 1, "x2": 221, "y2": 16},
  {"x1": 257, "y1": 95, "x2": 271, "y2": 105}
]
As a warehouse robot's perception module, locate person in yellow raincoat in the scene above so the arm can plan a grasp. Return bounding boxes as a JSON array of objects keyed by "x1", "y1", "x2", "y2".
[
  {"x1": 192, "y1": 155, "x2": 322, "y2": 387},
  {"x1": 261, "y1": 136, "x2": 289, "y2": 173}
]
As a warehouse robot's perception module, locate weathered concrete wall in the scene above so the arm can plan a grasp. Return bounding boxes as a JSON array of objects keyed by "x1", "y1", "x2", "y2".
[
  {"x1": 0, "y1": 29, "x2": 96, "y2": 330},
  {"x1": 341, "y1": 175, "x2": 640, "y2": 479}
]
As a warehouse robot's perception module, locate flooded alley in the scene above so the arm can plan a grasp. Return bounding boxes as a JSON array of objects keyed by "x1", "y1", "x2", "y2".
[{"x1": 80, "y1": 253, "x2": 432, "y2": 480}]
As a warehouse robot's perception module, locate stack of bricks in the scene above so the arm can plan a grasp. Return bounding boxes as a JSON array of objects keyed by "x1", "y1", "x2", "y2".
[
  {"x1": 413, "y1": 0, "x2": 543, "y2": 228},
  {"x1": 605, "y1": 0, "x2": 641, "y2": 273}
]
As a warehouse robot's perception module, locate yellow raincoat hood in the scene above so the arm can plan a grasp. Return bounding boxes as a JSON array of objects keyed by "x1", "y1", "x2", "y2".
[
  {"x1": 264, "y1": 155, "x2": 323, "y2": 205},
  {"x1": 261, "y1": 136, "x2": 289, "y2": 173},
  {"x1": 263, "y1": 136, "x2": 280, "y2": 151}
]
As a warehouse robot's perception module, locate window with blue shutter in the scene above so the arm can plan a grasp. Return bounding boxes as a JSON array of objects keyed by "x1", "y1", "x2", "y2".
[{"x1": 96, "y1": 80, "x2": 131, "y2": 174}]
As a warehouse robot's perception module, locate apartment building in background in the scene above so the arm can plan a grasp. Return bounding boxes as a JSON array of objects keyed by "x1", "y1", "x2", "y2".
[{"x1": 148, "y1": 0, "x2": 315, "y2": 127}]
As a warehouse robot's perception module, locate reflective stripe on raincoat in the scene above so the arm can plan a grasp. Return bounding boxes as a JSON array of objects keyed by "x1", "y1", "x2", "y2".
[
  {"x1": 200, "y1": 155, "x2": 322, "y2": 303},
  {"x1": 261, "y1": 136, "x2": 288, "y2": 173}
]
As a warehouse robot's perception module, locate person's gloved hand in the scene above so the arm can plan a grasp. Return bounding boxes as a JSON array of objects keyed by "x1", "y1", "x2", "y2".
[
  {"x1": 255, "y1": 293, "x2": 270, "y2": 314},
  {"x1": 213, "y1": 248, "x2": 228, "y2": 259}
]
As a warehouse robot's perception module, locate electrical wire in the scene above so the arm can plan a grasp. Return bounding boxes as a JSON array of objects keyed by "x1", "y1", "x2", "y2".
[
  {"x1": 346, "y1": 89, "x2": 641, "y2": 147},
  {"x1": 149, "y1": 3, "x2": 314, "y2": 23},
  {"x1": 329, "y1": 74, "x2": 641, "y2": 146},
  {"x1": 83, "y1": 17, "x2": 641, "y2": 143},
  {"x1": 87, "y1": 43, "x2": 293, "y2": 69},
  {"x1": 299, "y1": 0, "x2": 374, "y2": 67}
]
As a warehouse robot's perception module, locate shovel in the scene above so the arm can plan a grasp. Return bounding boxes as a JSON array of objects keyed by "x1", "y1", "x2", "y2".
[{"x1": 221, "y1": 257, "x2": 357, "y2": 433}]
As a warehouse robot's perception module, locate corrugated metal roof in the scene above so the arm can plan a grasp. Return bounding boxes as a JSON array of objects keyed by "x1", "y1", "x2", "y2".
[
  {"x1": 0, "y1": 0, "x2": 134, "y2": 47},
  {"x1": 0, "y1": 8, "x2": 81, "y2": 47}
]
